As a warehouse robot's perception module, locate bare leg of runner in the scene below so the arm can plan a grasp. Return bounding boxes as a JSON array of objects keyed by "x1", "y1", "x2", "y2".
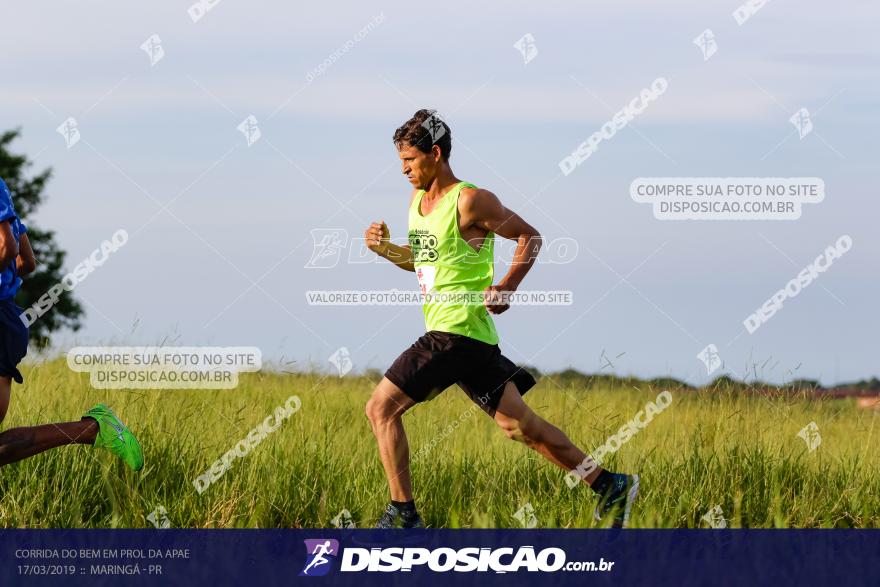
[
  {"x1": 0, "y1": 376, "x2": 98, "y2": 467},
  {"x1": 492, "y1": 381, "x2": 601, "y2": 484},
  {"x1": 365, "y1": 377, "x2": 417, "y2": 501}
]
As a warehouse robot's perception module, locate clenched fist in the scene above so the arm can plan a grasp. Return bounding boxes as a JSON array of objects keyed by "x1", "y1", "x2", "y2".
[
  {"x1": 365, "y1": 221, "x2": 390, "y2": 255},
  {"x1": 483, "y1": 284, "x2": 514, "y2": 315}
]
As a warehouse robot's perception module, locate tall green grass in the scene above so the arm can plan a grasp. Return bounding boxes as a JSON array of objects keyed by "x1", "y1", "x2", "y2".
[{"x1": 1, "y1": 358, "x2": 877, "y2": 528}]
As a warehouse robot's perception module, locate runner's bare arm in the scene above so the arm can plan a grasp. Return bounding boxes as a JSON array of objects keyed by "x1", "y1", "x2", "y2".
[
  {"x1": 386, "y1": 242, "x2": 415, "y2": 272},
  {"x1": 0, "y1": 220, "x2": 18, "y2": 271},
  {"x1": 460, "y1": 188, "x2": 541, "y2": 292},
  {"x1": 365, "y1": 222, "x2": 415, "y2": 272},
  {"x1": 16, "y1": 233, "x2": 36, "y2": 276},
  {"x1": 364, "y1": 190, "x2": 418, "y2": 272}
]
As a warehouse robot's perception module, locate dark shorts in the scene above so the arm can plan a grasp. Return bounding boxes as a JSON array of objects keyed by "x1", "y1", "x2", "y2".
[
  {"x1": 0, "y1": 298, "x2": 28, "y2": 384},
  {"x1": 384, "y1": 330, "x2": 537, "y2": 417}
]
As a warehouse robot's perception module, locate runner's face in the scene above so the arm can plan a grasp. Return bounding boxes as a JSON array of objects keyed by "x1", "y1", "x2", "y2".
[{"x1": 398, "y1": 144, "x2": 436, "y2": 190}]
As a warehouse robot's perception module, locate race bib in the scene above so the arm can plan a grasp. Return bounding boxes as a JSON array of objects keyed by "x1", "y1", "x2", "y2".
[{"x1": 415, "y1": 265, "x2": 436, "y2": 295}]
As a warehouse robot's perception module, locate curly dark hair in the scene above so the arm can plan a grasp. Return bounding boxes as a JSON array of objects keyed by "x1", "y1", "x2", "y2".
[{"x1": 392, "y1": 109, "x2": 452, "y2": 160}]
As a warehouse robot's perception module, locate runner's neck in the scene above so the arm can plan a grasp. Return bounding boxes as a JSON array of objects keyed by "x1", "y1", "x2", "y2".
[{"x1": 422, "y1": 175, "x2": 462, "y2": 202}]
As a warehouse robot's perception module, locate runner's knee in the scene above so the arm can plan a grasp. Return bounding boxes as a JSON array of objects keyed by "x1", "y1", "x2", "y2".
[
  {"x1": 501, "y1": 423, "x2": 523, "y2": 442},
  {"x1": 496, "y1": 416, "x2": 529, "y2": 443},
  {"x1": 497, "y1": 412, "x2": 542, "y2": 444},
  {"x1": 365, "y1": 392, "x2": 399, "y2": 425},
  {"x1": 365, "y1": 395, "x2": 380, "y2": 424}
]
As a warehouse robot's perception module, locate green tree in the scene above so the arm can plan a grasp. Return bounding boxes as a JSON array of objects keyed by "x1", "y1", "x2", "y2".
[{"x1": 1, "y1": 128, "x2": 84, "y2": 346}]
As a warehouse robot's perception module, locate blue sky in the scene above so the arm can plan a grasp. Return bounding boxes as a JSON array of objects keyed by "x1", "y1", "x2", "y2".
[{"x1": 2, "y1": 1, "x2": 877, "y2": 386}]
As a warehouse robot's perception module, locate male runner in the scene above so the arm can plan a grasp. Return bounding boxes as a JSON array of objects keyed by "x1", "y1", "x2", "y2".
[
  {"x1": 364, "y1": 109, "x2": 638, "y2": 528},
  {"x1": 0, "y1": 177, "x2": 143, "y2": 470}
]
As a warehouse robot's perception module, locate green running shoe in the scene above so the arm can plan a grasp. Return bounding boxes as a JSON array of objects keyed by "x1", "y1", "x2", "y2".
[{"x1": 82, "y1": 404, "x2": 144, "y2": 471}]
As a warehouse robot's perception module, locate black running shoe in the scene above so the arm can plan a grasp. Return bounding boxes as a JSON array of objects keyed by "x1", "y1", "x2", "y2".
[
  {"x1": 375, "y1": 504, "x2": 425, "y2": 529},
  {"x1": 593, "y1": 473, "x2": 640, "y2": 528}
]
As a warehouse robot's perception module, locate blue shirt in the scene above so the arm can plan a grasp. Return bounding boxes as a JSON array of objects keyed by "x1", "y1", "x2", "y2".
[{"x1": 0, "y1": 178, "x2": 27, "y2": 300}]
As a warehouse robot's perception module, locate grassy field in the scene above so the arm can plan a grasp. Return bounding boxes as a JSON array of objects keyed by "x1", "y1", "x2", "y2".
[{"x1": 1, "y1": 358, "x2": 878, "y2": 528}]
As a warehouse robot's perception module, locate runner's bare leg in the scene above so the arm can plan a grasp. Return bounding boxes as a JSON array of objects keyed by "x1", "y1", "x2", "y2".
[
  {"x1": 366, "y1": 377, "x2": 417, "y2": 500},
  {"x1": 0, "y1": 376, "x2": 97, "y2": 466},
  {"x1": 493, "y1": 381, "x2": 602, "y2": 484}
]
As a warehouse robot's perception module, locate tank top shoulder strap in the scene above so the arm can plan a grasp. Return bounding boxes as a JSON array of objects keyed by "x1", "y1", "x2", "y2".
[
  {"x1": 411, "y1": 189, "x2": 425, "y2": 210},
  {"x1": 452, "y1": 181, "x2": 478, "y2": 206}
]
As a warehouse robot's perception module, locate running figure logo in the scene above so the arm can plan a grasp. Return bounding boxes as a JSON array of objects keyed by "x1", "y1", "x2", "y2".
[
  {"x1": 790, "y1": 108, "x2": 813, "y2": 139},
  {"x1": 305, "y1": 228, "x2": 348, "y2": 269},
  {"x1": 421, "y1": 111, "x2": 447, "y2": 141},
  {"x1": 696, "y1": 344, "x2": 722, "y2": 375},
  {"x1": 56, "y1": 117, "x2": 80, "y2": 149},
  {"x1": 513, "y1": 33, "x2": 538, "y2": 64},
  {"x1": 692, "y1": 29, "x2": 717, "y2": 61},
  {"x1": 237, "y1": 114, "x2": 262, "y2": 146},
  {"x1": 300, "y1": 539, "x2": 339, "y2": 577},
  {"x1": 140, "y1": 34, "x2": 165, "y2": 66}
]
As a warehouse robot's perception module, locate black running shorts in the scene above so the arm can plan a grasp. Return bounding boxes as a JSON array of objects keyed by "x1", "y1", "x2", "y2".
[
  {"x1": 0, "y1": 298, "x2": 28, "y2": 384},
  {"x1": 384, "y1": 330, "x2": 537, "y2": 417}
]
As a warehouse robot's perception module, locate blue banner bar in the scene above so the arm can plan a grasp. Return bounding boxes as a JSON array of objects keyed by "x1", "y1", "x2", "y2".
[{"x1": 1, "y1": 529, "x2": 878, "y2": 585}]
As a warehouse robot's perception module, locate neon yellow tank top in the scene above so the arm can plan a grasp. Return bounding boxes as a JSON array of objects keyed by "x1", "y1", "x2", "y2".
[{"x1": 408, "y1": 181, "x2": 499, "y2": 345}]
